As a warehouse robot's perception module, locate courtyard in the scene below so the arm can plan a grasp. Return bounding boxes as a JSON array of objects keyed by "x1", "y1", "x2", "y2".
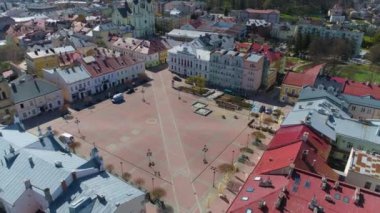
[{"x1": 26, "y1": 69, "x2": 284, "y2": 212}]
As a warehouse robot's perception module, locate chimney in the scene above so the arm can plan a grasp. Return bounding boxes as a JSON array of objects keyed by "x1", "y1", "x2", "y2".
[
  {"x1": 72, "y1": 171, "x2": 77, "y2": 180},
  {"x1": 301, "y1": 150, "x2": 309, "y2": 160},
  {"x1": 312, "y1": 159, "x2": 316, "y2": 167},
  {"x1": 302, "y1": 132, "x2": 309, "y2": 142},
  {"x1": 44, "y1": 188, "x2": 53, "y2": 203},
  {"x1": 61, "y1": 180, "x2": 67, "y2": 191},
  {"x1": 24, "y1": 179, "x2": 32, "y2": 190},
  {"x1": 10, "y1": 83, "x2": 17, "y2": 93},
  {"x1": 46, "y1": 126, "x2": 53, "y2": 136},
  {"x1": 28, "y1": 156, "x2": 34, "y2": 167}
]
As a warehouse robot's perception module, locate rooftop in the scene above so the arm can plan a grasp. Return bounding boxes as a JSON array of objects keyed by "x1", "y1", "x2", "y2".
[
  {"x1": 346, "y1": 149, "x2": 380, "y2": 179},
  {"x1": 80, "y1": 55, "x2": 141, "y2": 78},
  {"x1": 10, "y1": 75, "x2": 61, "y2": 103},
  {"x1": 245, "y1": 8, "x2": 280, "y2": 14},
  {"x1": 282, "y1": 64, "x2": 324, "y2": 87},
  {"x1": 0, "y1": 124, "x2": 144, "y2": 212},
  {"x1": 343, "y1": 80, "x2": 380, "y2": 100},
  {"x1": 228, "y1": 168, "x2": 380, "y2": 213},
  {"x1": 44, "y1": 66, "x2": 91, "y2": 84}
]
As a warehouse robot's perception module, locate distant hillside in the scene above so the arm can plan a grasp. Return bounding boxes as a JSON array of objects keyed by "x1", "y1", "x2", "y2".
[{"x1": 204, "y1": 0, "x2": 344, "y2": 16}]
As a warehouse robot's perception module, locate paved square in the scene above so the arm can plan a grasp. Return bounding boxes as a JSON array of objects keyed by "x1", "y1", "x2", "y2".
[{"x1": 28, "y1": 69, "x2": 254, "y2": 212}]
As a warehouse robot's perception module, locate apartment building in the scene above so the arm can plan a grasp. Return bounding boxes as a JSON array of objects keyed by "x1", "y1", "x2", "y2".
[
  {"x1": 9, "y1": 75, "x2": 63, "y2": 120},
  {"x1": 295, "y1": 24, "x2": 363, "y2": 55},
  {"x1": 25, "y1": 46, "x2": 76, "y2": 76},
  {"x1": 79, "y1": 55, "x2": 145, "y2": 94},
  {"x1": 0, "y1": 77, "x2": 15, "y2": 124},
  {"x1": 43, "y1": 66, "x2": 92, "y2": 102},
  {"x1": 209, "y1": 50, "x2": 264, "y2": 94}
]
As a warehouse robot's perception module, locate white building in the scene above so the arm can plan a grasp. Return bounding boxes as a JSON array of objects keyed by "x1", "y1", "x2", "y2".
[
  {"x1": 344, "y1": 149, "x2": 380, "y2": 193},
  {"x1": 43, "y1": 66, "x2": 92, "y2": 102},
  {"x1": 168, "y1": 43, "x2": 210, "y2": 79},
  {"x1": 80, "y1": 55, "x2": 145, "y2": 94},
  {"x1": 9, "y1": 75, "x2": 63, "y2": 120},
  {"x1": 112, "y1": 0, "x2": 155, "y2": 38},
  {"x1": 0, "y1": 123, "x2": 146, "y2": 213}
]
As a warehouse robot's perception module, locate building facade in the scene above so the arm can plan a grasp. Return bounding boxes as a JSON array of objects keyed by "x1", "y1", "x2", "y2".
[
  {"x1": 10, "y1": 75, "x2": 64, "y2": 120},
  {"x1": 112, "y1": 0, "x2": 155, "y2": 38},
  {"x1": 0, "y1": 77, "x2": 15, "y2": 124},
  {"x1": 295, "y1": 24, "x2": 363, "y2": 55},
  {"x1": 43, "y1": 66, "x2": 92, "y2": 102}
]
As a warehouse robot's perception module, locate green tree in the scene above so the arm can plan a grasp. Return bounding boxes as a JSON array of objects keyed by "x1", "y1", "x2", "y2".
[{"x1": 368, "y1": 44, "x2": 380, "y2": 65}]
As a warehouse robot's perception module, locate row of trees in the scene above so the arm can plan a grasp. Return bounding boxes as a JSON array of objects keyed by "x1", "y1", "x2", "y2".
[
  {"x1": 205, "y1": 0, "x2": 333, "y2": 15},
  {"x1": 294, "y1": 32, "x2": 355, "y2": 62}
]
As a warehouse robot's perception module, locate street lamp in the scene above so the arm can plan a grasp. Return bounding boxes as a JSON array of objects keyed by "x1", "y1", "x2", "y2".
[
  {"x1": 231, "y1": 150, "x2": 235, "y2": 165},
  {"x1": 141, "y1": 88, "x2": 145, "y2": 102},
  {"x1": 211, "y1": 166, "x2": 217, "y2": 188},
  {"x1": 178, "y1": 89, "x2": 181, "y2": 100},
  {"x1": 152, "y1": 177, "x2": 155, "y2": 190},
  {"x1": 202, "y1": 145, "x2": 208, "y2": 164},
  {"x1": 120, "y1": 161, "x2": 123, "y2": 175},
  {"x1": 74, "y1": 117, "x2": 80, "y2": 133}
]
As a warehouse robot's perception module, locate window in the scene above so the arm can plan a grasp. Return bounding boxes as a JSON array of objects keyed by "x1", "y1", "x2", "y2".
[
  {"x1": 347, "y1": 142, "x2": 353, "y2": 149},
  {"x1": 351, "y1": 106, "x2": 356, "y2": 111},
  {"x1": 20, "y1": 103, "x2": 24, "y2": 109},
  {"x1": 375, "y1": 185, "x2": 380, "y2": 193},
  {"x1": 364, "y1": 181, "x2": 372, "y2": 189},
  {"x1": 361, "y1": 107, "x2": 365, "y2": 113}
]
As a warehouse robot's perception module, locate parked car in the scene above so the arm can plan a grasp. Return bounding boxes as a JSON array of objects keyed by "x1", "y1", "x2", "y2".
[
  {"x1": 59, "y1": 133, "x2": 74, "y2": 144},
  {"x1": 126, "y1": 88, "x2": 135, "y2": 94},
  {"x1": 173, "y1": 76, "x2": 182, "y2": 82},
  {"x1": 112, "y1": 93, "x2": 124, "y2": 103},
  {"x1": 265, "y1": 107, "x2": 273, "y2": 114}
]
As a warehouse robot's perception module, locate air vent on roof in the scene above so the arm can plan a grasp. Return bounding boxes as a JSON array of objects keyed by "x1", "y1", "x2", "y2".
[
  {"x1": 55, "y1": 161, "x2": 63, "y2": 168},
  {"x1": 353, "y1": 187, "x2": 361, "y2": 205},
  {"x1": 259, "y1": 177, "x2": 273, "y2": 188},
  {"x1": 258, "y1": 200, "x2": 266, "y2": 209}
]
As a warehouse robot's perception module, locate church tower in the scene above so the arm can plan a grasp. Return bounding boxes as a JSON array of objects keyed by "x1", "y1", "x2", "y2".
[
  {"x1": 112, "y1": 0, "x2": 156, "y2": 38},
  {"x1": 128, "y1": 0, "x2": 155, "y2": 38}
]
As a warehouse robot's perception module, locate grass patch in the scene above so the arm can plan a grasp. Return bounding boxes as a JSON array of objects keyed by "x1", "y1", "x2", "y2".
[
  {"x1": 332, "y1": 64, "x2": 380, "y2": 83},
  {"x1": 217, "y1": 94, "x2": 252, "y2": 109},
  {"x1": 280, "y1": 14, "x2": 299, "y2": 23}
]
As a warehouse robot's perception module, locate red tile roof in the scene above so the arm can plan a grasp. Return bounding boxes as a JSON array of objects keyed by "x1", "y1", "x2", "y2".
[
  {"x1": 228, "y1": 169, "x2": 380, "y2": 213},
  {"x1": 257, "y1": 125, "x2": 335, "y2": 179},
  {"x1": 80, "y1": 55, "x2": 140, "y2": 78},
  {"x1": 342, "y1": 80, "x2": 380, "y2": 100},
  {"x1": 254, "y1": 142, "x2": 302, "y2": 174},
  {"x1": 282, "y1": 64, "x2": 324, "y2": 87}
]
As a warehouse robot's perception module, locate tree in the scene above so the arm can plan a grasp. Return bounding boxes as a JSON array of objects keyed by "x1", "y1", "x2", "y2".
[
  {"x1": 251, "y1": 131, "x2": 266, "y2": 140},
  {"x1": 150, "y1": 187, "x2": 167, "y2": 200},
  {"x1": 75, "y1": 14, "x2": 86, "y2": 23},
  {"x1": 105, "y1": 164, "x2": 114, "y2": 173},
  {"x1": 218, "y1": 163, "x2": 235, "y2": 173},
  {"x1": 368, "y1": 44, "x2": 380, "y2": 65},
  {"x1": 122, "y1": 172, "x2": 132, "y2": 181},
  {"x1": 134, "y1": 177, "x2": 145, "y2": 188},
  {"x1": 68, "y1": 141, "x2": 81, "y2": 153}
]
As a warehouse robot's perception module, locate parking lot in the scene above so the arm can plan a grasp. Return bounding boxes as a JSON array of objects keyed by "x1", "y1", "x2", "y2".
[{"x1": 26, "y1": 68, "x2": 291, "y2": 212}]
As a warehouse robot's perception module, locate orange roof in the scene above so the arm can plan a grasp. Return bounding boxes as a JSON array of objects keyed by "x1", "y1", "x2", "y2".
[{"x1": 282, "y1": 64, "x2": 324, "y2": 87}]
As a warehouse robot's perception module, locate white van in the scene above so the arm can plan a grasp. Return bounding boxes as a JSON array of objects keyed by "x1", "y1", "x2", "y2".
[{"x1": 59, "y1": 133, "x2": 74, "y2": 144}]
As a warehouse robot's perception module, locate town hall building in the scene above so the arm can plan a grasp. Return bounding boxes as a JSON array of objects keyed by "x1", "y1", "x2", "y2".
[{"x1": 112, "y1": 0, "x2": 155, "y2": 38}]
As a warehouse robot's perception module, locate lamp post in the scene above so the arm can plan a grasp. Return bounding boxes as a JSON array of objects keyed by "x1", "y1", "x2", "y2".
[
  {"x1": 231, "y1": 150, "x2": 235, "y2": 165},
  {"x1": 141, "y1": 87, "x2": 145, "y2": 102},
  {"x1": 202, "y1": 145, "x2": 208, "y2": 164},
  {"x1": 178, "y1": 89, "x2": 181, "y2": 100},
  {"x1": 211, "y1": 166, "x2": 217, "y2": 188},
  {"x1": 74, "y1": 117, "x2": 80, "y2": 133},
  {"x1": 120, "y1": 161, "x2": 123, "y2": 175},
  {"x1": 152, "y1": 177, "x2": 155, "y2": 190}
]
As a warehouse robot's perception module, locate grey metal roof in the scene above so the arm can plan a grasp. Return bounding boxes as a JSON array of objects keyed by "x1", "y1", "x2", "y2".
[
  {"x1": 10, "y1": 76, "x2": 61, "y2": 103},
  {"x1": 282, "y1": 109, "x2": 380, "y2": 144},
  {"x1": 298, "y1": 86, "x2": 347, "y2": 109},
  {"x1": 45, "y1": 66, "x2": 91, "y2": 85},
  {"x1": 0, "y1": 125, "x2": 144, "y2": 212},
  {"x1": 341, "y1": 94, "x2": 380, "y2": 109}
]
